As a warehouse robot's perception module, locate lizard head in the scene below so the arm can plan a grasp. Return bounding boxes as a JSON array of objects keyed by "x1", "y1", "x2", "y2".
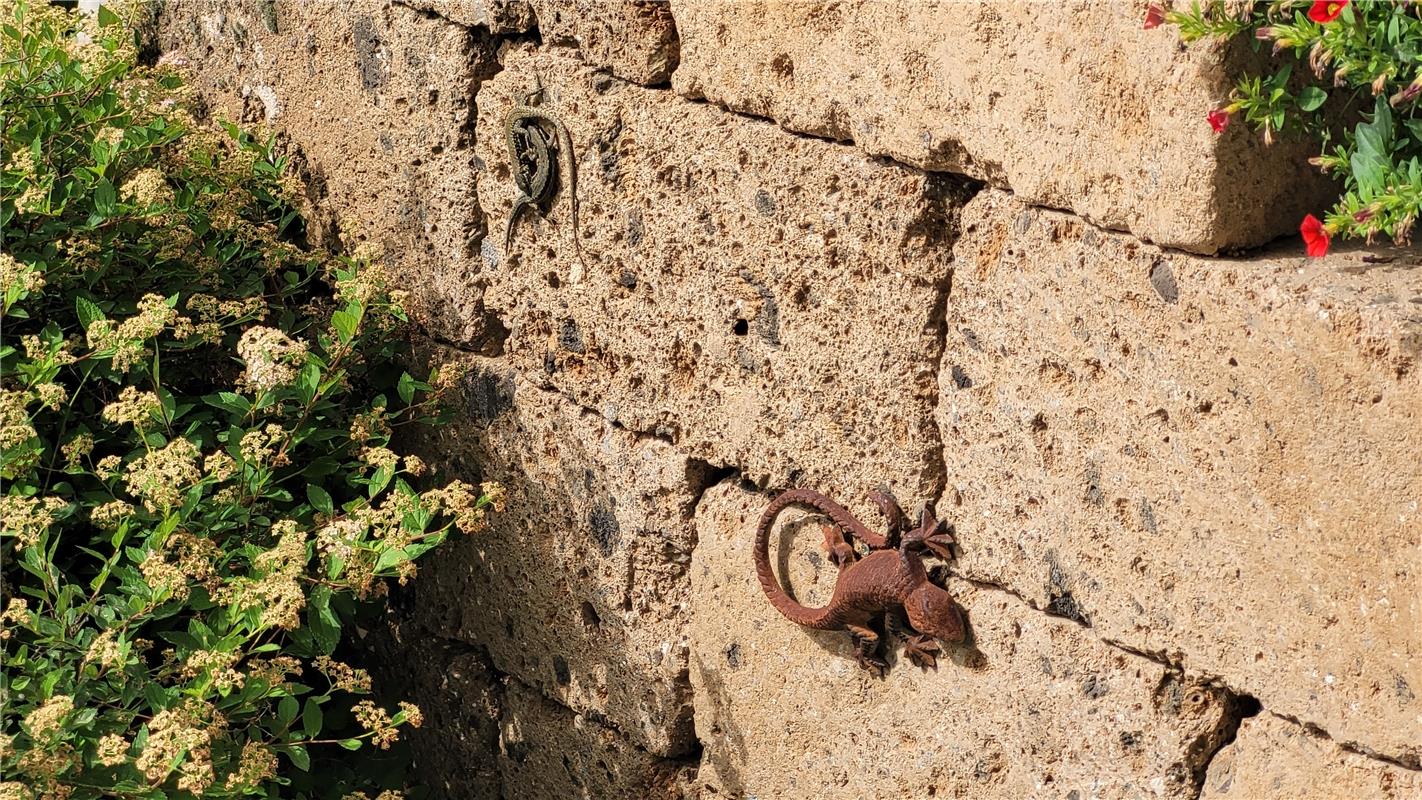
[{"x1": 904, "y1": 583, "x2": 966, "y2": 643}]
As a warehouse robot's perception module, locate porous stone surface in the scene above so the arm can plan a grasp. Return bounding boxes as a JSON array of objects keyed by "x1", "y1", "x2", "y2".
[
  {"x1": 690, "y1": 481, "x2": 1239, "y2": 799},
  {"x1": 477, "y1": 46, "x2": 971, "y2": 501},
  {"x1": 670, "y1": 0, "x2": 1333, "y2": 253},
  {"x1": 396, "y1": 0, "x2": 535, "y2": 33},
  {"x1": 158, "y1": 0, "x2": 505, "y2": 351},
  {"x1": 403, "y1": 351, "x2": 702, "y2": 756},
  {"x1": 940, "y1": 190, "x2": 1422, "y2": 765},
  {"x1": 531, "y1": 0, "x2": 679, "y2": 85},
  {"x1": 498, "y1": 681, "x2": 695, "y2": 800},
  {"x1": 364, "y1": 621, "x2": 503, "y2": 799},
  {"x1": 1201, "y1": 714, "x2": 1422, "y2": 800}
]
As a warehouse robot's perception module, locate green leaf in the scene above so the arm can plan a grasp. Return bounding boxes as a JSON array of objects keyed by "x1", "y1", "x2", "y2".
[
  {"x1": 330, "y1": 309, "x2": 359, "y2": 344},
  {"x1": 367, "y1": 465, "x2": 394, "y2": 499},
  {"x1": 278, "y1": 695, "x2": 299, "y2": 728},
  {"x1": 144, "y1": 682, "x2": 171, "y2": 712},
  {"x1": 338, "y1": 738, "x2": 362, "y2": 751},
  {"x1": 75, "y1": 296, "x2": 105, "y2": 329},
  {"x1": 301, "y1": 698, "x2": 324, "y2": 738},
  {"x1": 1297, "y1": 86, "x2": 1327, "y2": 112},
  {"x1": 202, "y1": 392, "x2": 251, "y2": 416},
  {"x1": 285, "y1": 744, "x2": 310, "y2": 771},
  {"x1": 306, "y1": 484, "x2": 333, "y2": 515},
  {"x1": 93, "y1": 179, "x2": 116, "y2": 216},
  {"x1": 374, "y1": 546, "x2": 409, "y2": 574},
  {"x1": 97, "y1": 5, "x2": 120, "y2": 27},
  {"x1": 303, "y1": 457, "x2": 341, "y2": 478},
  {"x1": 1351, "y1": 96, "x2": 1395, "y2": 195},
  {"x1": 306, "y1": 586, "x2": 340, "y2": 655},
  {"x1": 397, "y1": 371, "x2": 416, "y2": 405}
]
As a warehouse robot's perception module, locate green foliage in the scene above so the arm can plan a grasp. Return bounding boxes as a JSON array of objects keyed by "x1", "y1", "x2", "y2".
[
  {"x1": 1167, "y1": 0, "x2": 1422, "y2": 244},
  {"x1": 0, "y1": 2, "x2": 501, "y2": 797}
]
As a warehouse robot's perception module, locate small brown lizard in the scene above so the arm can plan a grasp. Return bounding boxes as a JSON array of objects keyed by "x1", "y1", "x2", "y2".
[
  {"x1": 503, "y1": 86, "x2": 583, "y2": 264},
  {"x1": 754, "y1": 488, "x2": 964, "y2": 675}
]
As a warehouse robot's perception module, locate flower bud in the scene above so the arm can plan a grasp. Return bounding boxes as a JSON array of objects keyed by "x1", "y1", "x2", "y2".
[{"x1": 1389, "y1": 79, "x2": 1421, "y2": 107}]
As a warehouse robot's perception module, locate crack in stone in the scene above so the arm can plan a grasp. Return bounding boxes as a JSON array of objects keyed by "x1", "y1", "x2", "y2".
[
  {"x1": 949, "y1": 575, "x2": 1420, "y2": 773},
  {"x1": 1264, "y1": 709, "x2": 1422, "y2": 773}
]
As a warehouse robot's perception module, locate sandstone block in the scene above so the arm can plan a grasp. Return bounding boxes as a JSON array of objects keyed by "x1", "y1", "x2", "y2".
[
  {"x1": 499, "y1": 681, "x2": 694, "y2": 800},
  {"x1": 531, "y1": 0, "x2": 679, "y2": 85},
  {"x1": 670, "y1": 0, "x2": 1334, "y2": 253},
  {"x1": 478, "y1": 46, "x2": 970, "y2": 500},
  {"x1": 404, "y1": 352, "x2": 703, "y2": 756},
  {"x1": 691, "y1": 481, "x2": 1240, "y2": 799},
  {"x1": 396, "y1": 0, "x2": 536, "y2": 33},
  {"x1": 1201, "y1": 714, "x2": 1422, "y2": 800},
  {"x1": 940, "y1": 190, "x2": 1422, "y2": 764},
  {"x1": 158, "y1": 0, "x2": 504, "y2": 350}
]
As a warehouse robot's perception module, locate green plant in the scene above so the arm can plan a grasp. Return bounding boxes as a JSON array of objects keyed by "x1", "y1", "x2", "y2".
[
  {"x1": 0, "y1": 2, "x2": 500, "y2": 797},
  {"x1": 1154, "y1": 0, "x2": 1422, "y2": 253}
]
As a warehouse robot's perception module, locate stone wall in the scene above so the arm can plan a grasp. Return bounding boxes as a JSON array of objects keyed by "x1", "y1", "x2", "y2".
[{"x1": 158, "y1": 1, "x2": 1421, "y2": 797}]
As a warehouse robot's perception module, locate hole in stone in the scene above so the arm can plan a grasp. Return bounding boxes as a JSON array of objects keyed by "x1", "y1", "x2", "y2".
[
  {"x1": 1372, "y1": 394, "x2": 1382, "y2": 404},
  {"x1": 1196, "y1": 401, "x2": 1213, "y2": 413},
  {"x1": 1228, "y1": 356, "x2": 1239, "y2": 367},
  {"x1": 1235, "y1": 694, "x2": 1262, "y2": 718},
  {"x1": 546, "y1": 272, "x2": 561, "y2": 289},
  {"x1": 732, "y1": 319, "x2": 749, "y2": 336},
  {"x1": 580, "y1": 601, "x2": 601, "y2": 629}
]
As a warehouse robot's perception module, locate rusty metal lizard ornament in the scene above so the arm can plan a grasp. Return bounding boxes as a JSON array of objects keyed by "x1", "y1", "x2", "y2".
[{"x1": 754, "y1": 488, "x2": 965, "y2": 675}]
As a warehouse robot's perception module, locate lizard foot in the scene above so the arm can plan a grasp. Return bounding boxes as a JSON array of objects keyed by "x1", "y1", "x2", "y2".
[
  {"x1": 905, "y1": 502, "x2": 956, "y2": 560},
  {"x1": 903, "y1": 634, "x2": 941, "y2": 669},
  {"x1": 848, "y1": 624, "x2": 886, "y2": 677},
  {"x1": 856, "y1": 652, "x2": 889, "y2": 677},
  {"x1": 821, "y1": 524, "x2": 857, "y2": 567}
]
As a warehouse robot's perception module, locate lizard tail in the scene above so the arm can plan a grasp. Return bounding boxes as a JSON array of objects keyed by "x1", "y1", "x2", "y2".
[
  {"x1": 754, "y1": 489, "x2": 853, "y2": 629},
  {"x1": 550, "y1": 121, "x2": 584, "y2": 266}
]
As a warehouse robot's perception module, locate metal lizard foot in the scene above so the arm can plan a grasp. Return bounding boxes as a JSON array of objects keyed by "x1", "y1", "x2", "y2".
[
  {"x1": 821, "y1": 523, "x2": 857, "y2": 567},
  {"x1": 904, "y1": 501, "x2": 955, "y2": 560},
  {"x1": 885, "y1": 609, "x2": 941, "y2": 670},
  {"x1": 903, "y1": 633, "x2": 942, "y2": 669},
  {"x1": 847, "y1": 624, "x2": 887, "y2": 677}
]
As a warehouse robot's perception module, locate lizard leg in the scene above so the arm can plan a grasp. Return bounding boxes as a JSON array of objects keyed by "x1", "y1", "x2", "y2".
[
  {"x1": 821, "y1": 523, "x2": 857, "y2": 567},
  {"x1": 886, "y1": 610, "x2": 941, "y2": 670},
  {"x1": 867, "y1": 486, "x2": 907, "y2": 549},
  {"x1": 846, "y1": 623, "x2": 887, "y2": 677}
]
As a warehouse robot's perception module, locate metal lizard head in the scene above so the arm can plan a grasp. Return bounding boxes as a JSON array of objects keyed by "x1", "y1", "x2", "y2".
[{"x1": 904, "y1": 582, "x2": 966, "y2": 643}]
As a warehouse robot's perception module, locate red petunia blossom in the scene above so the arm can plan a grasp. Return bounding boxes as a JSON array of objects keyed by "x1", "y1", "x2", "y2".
[
  {"x1": 1300, "y1": 214, "x2": 1330, "y2": 257},
  {"x1": 1307, "y1": 0, "x2": 1347, "y2": 23},
  {"x1": 1207, "y1": 108, "x2": 1231, "y2": 134},
  {"x1": 1143, "y1": 3, "x2": 1165, "y2": 29}
]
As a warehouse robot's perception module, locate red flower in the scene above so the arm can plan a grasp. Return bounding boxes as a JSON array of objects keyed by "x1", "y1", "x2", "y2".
[
  {"x1": 1207, "y1": 108, "x2": 1231, "y2": 134},
  {"x1": 1307, "y1": 0, "x2": 1347, "y2": 23},
  {"x1": 1143, "y1": 3, "x2": 1165, "y2": 29},
  {"x1": 1300, "y1": 214, "x2": 1330, "y2": 257}
]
